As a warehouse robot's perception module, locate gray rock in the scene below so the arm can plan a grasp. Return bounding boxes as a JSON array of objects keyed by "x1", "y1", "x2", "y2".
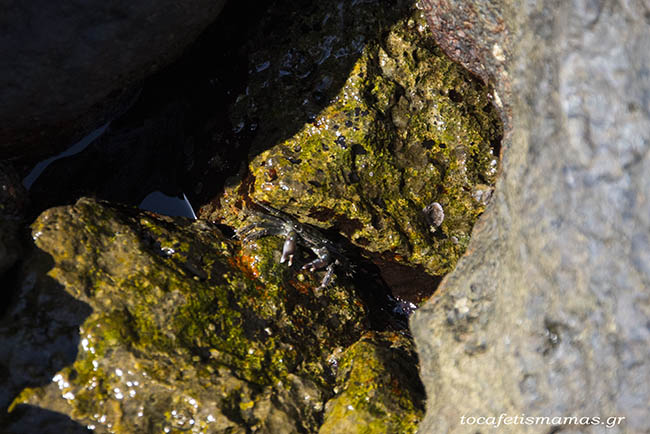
[
  {"x1": 0, "y1": 0, "x2": 226, "y2": 160},
  {"x1": 412, "y1": 1, "x2": 650, "y2": 433}
]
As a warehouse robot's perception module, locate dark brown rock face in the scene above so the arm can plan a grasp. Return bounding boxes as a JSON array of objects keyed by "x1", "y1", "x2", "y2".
[
  {"x1": 412, "y1": 1, "x2": 650, "y2": 433},
  {"x1": 0, "y1": 0, "x2": 226, "y2": 161},
  {"x1": 0, "y1": 161, "x2": 27, "y2": 276}
]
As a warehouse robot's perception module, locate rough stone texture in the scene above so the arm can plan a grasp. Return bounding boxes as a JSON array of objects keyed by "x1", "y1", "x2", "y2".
[
  {"x1": 2, "y1": 198, "x2": 422, "y2": 433},
  {"x1": 0, "y1": 0, "x2": 226, "y2": 161},
  {"x1": 411, "y1": 1, "x2": 650, "y2": 433},
  {"x1": 319, "y1": 331, "x2": 425, "y2": 434},
  {"x1": 202, "y1": 5, "x2": 502, "y2": 288},
  {"x1": 19, "y1": 1, "x2": 500, "y2": 304}
]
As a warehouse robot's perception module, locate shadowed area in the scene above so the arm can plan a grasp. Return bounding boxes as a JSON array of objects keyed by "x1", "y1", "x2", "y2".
[
  {"x1": 25, "y1": 0, "x2": 413, "y2": 220},
  {"x1": 0, "y1": 249, "x2": 92, "y2": 431}
]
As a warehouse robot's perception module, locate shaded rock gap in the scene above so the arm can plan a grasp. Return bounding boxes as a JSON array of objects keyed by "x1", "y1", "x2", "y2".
[{"x1": 23, "y1": 0, "x2": 410, "y2": 222}]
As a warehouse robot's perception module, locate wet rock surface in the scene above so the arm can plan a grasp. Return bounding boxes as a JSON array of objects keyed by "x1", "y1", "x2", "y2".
[
  {"x1": 0, "y1": 0, "x2": 226, "y2": 161},
  {"x1": 319, "y1": 331, "x2": 425, "y2": 434},
  {"x1": 10, "y1": 0, "x2": 646, "y2": 432},
  {"x1": 202, "y1": 4, "x2": 501, "y2": 289},
  {"x1": 23, "y1": 1, "x2": 500, "y2": 303},
  {"x1": 1, "y1": 198, "x2": 422, "y2": 433},
  {"x1": 1, "y1": 2, "x2": 455, "y2": 433},
  {"x1": 412, "y1": 1, "x2": 650, "y2": 433}
]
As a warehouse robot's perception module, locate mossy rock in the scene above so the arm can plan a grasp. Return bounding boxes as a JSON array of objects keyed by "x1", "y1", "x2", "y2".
[
  {"x1": 6, "y1": 198, "x2": 425, "y2": 433},
  {"x1": 319, "y1": 331, "x2": 425, "y2": 434},
  {"x1": 9, "y1": 198, "x2": 373, "y2": 433},
  {"x1": 205, "y1": 7, "x2": 501, "y2": 279}
]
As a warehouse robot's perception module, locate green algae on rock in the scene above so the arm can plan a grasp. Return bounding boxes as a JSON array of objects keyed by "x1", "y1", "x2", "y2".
[
  {"x1": 205, "y1": 7, "x2": 502, "y2": 279},
  {"x1": 9, "y1": 198, "x2": 369, "y2": 433},
  {"x1": 319, "y1": 331, "x2": 425, "y2": 434},
  {"x1": 7, "y1": 198, "x2": 424, "y2": 433}
]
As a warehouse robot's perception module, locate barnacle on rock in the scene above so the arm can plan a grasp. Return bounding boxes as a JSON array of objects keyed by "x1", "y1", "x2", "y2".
[{"x1": 423, "y1": 202, "x2": 444, "y2": 229}]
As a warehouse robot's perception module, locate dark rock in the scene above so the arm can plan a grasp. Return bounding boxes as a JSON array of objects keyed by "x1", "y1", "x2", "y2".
[
  {"x1": 0, "y1": 0, "x2": 226, "y2": 161},
  {"x1": 0, "y1": 248, "x2": 93, "y2": 430},
  {"x1": 4, "y1": 405, "x2": 92, "y2": 434},
  {"x1": 412, "y1": 1, "x2": 650, "y2": 432},
  {"x1": 20, "y1": 0, "x2": 408, "y2": 220},
  {"x1": 0, "y1": 162, "x2": 28, "y2": 276}
]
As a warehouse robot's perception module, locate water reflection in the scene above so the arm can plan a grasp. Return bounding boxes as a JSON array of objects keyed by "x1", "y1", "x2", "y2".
[{"x1": 139, "y1": 191, "x2": 197, "y2": 219}]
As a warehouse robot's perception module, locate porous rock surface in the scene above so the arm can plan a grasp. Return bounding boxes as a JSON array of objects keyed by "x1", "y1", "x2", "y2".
[
  {"x1": 411, "y1": 1, "x2": 650, "y2": 433},
  {"x1": 203, "y1": 5, "x2": 502, "y2": 283},
  {"x1": 2, "y1": 198, "x2": 423, "y2": 433},
  {"x1": 0, "y1": 0, "x2": 226, "y2": 160}
]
